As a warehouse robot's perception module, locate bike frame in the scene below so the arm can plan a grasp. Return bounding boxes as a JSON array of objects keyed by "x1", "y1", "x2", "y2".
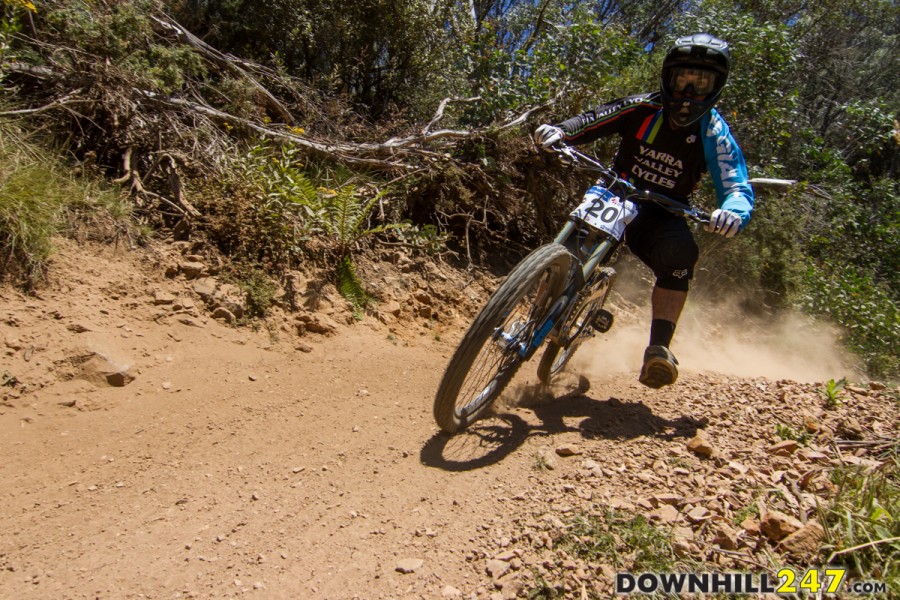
[{"x1": 514, "y1": 145, "x2": 710, "y2": 360}]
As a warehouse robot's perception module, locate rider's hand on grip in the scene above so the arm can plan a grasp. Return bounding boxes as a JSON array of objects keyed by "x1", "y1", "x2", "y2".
[
  {"x1": 533, "y1": 124, "x2": 564, "y2": 151},
  {"x1": 705, "y1": 208, "x2": 741, "y2": 238}
]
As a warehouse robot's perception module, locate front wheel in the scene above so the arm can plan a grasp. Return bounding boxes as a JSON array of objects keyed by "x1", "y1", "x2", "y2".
[
  {"x1": 536, "y1": 267, "x2": 616, "y2": 384},
  {"x1": 433, "y1": 244, "x2": 572, "y2": 434}
]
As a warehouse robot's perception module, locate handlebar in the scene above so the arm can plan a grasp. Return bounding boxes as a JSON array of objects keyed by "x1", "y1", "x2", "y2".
[{"x1": 551, "y1": 144, "x2": 711, "y2": 224}]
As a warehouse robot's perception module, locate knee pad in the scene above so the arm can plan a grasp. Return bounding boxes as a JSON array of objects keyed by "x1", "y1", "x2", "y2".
[{"x1": 651, "y1": 238, "x2": 698, "y2": 292}]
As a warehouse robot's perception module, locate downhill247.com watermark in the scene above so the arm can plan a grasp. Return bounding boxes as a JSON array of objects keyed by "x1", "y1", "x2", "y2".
[{"x1": 616, "y1": 567, "x2": 887, "y2": 595}]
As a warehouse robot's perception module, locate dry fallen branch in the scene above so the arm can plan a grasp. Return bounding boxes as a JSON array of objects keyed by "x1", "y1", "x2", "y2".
[
  {"x1": 0, "y1": 90, "x2": 85, "y2": 118},
  {"x1": 150, "y1": 14, "x2": 295, "y2": 125},
  {"x1": 111, "y1": 146, "x2": 134, "y2": 184},
  {"x1": 3, "y1": 61, "x2": 56, "y2": 80},
  {"x1": 749, "y1": 177, "x2": 798, "y2": 191},
  {"x1": 834, "y1": 436, "x2": 898, "y2": 451},
  {"x1": 4, "y1": 35, "x2": 547, "y2": 176},
  {"x1": 109, "y1": 145, "x2": 200, "y2": 219},
  {"x1": 161, "y1": 154, "x2": 201, "y2": 218},
  {"x1": 137, "y1": 91, "x2": 421, "y2": 171},
  {"x1": 140, "y1": 188, "x2": 189, "y2": 217},
  {"x1": 707, "y1": 547, "x2": 773, "y2": 571},
  {"x1": 137, "y1": 89, "x2": 544, "y2": 172},
  {"x1": 826, "y1": 537, "x2": 900, "y2": 564},
  {"x1": 422, "y1": 96, "x2": 481, "y2": 135}
]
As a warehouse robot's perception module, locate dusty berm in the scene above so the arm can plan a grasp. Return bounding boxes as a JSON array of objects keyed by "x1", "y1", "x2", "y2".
[{"x1": 0, "y1": 238, "x2": 895, "y2": 599}]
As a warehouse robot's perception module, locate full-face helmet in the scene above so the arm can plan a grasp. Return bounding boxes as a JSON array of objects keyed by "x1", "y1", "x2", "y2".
[{"x1": 661, "y1": 33, "x2": 731, "y2": 128}]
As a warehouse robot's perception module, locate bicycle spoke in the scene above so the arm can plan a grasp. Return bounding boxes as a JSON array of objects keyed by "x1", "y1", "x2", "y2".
[{"x1": 433, "y1": 245, "x2": 572, "y2": 433}]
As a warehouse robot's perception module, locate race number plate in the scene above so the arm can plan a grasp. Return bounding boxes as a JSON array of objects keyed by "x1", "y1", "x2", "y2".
[{"x1": 570, "y1": 186, "x2": 637, "y2": 240}]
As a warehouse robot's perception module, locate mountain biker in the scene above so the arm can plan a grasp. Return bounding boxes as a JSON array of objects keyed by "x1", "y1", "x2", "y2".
[{"x1": 533, "y1": 33, "x2": 754, "y2": 389}]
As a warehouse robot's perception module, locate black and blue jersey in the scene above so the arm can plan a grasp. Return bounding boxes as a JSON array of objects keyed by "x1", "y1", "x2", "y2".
[{"x1": 555, "y1": 92, "x2": 754, "y2": 229}]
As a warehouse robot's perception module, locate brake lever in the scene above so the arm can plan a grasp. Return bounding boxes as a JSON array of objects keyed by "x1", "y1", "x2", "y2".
[
  {"x1": 693, "y1": 210, "x2": 711, "y2": 225},
  {"x1": 553, "y1": 144, "x2": 578, "y2": 165}
]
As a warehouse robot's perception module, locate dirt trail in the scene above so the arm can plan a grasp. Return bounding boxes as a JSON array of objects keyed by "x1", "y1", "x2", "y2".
[{"x1": 0, "y1": 240, "x2": 892, "y2": 599}]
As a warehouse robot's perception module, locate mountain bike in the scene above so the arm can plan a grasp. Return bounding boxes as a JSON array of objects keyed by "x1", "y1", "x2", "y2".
[{"x1": 433, "y1": 144, "x2": 711, "y2": 434}]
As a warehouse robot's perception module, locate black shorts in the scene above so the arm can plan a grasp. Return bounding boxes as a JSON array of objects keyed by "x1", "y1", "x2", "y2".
[{"x1": 624, "y1": 203, "x2": 699, "y2": 292}]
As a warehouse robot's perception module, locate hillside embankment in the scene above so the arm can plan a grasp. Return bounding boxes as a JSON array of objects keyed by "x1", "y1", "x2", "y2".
[{"x1": 0, "y1": 238, "x2": 895, "y2": 599}]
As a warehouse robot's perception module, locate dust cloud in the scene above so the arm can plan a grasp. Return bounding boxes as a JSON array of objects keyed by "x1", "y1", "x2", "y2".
[{"x1": 569, "y1": 296, "x2": 863, "y2": 384}]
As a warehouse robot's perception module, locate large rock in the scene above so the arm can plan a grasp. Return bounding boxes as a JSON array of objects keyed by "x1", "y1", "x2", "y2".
[
  {"x1": 153, "y1": 291, "x2": 177, "y2": 305},
  {"x1": 712, "y1": 523, "x2": 741, "y2": 551},
  {"x1": 555, "y1": 443, "x2": 583, "y2": 457},
  {"x1": 297, "y1": 314, "x2": 340, "y2": 336},
  {"x1": 687, "y1": 432, "x2": 715, "y2": 458},
  {"x1": 760, "y1": 510, "x2": 803, "y2": 542},
  {"x1": 395, "y1": 558, "x2": 423, "y2": 574},
  {"x1": 179, "y1": 261, "x2": 205, "y2": 279},
  {"x1": 192, "y1": 277, "x2": 218, "y2": 301},
  {"x1": 837, "y1": 418, "x2": 864, "y2": 440},
  {"x1": 382, "y1": 300, "x2": 402, "y2": 317},
  {"x1": 535, "y1": 448, "x2": 558, "y2": 470},
  {"x1": 485, "y1": 559, "x2": 510, "y2": 579},
  {"x1": 776, "y1": 521, "x2": 825, "y2": 557},
  {"x1": 79, "y1": 352, "x2": 135, "y2": 387},
  {"x1": 212, "y1": 307, "x2": 236, "y2": 323},
  {"x1": 212, "y1": 283, "x2": 246, "y2": 319},
  {"x1": 648, "y1": 504, "x2": 680, "y2": 524},
  {"x1": 768, "y1": 440, "x2": 799, "y2": 456},
  {"x1": 283, "y1": 271, "x2": 308, "y2": 309}
]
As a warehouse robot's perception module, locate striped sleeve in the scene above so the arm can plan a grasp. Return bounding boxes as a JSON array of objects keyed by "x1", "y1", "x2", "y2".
[{"x1": 556, "y1": 94, "x2": 659, "y2": 146}]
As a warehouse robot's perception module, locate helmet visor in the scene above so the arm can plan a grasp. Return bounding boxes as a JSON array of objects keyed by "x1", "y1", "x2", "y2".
[{"x1": 669, "y1": 67, "x2": 718, "y2": 96}]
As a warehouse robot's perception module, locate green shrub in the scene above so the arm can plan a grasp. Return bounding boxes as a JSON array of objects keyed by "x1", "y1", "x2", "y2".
[
  {"x1": 1, "y1": 1, "x2": 34, "y2": 68},
  {"x1": 45, "y1": 0, "x2": 206, "y2": 92},
  {"x1": 336, "y1": 254, "x2": 368, "y2": 319},
  {"x1": 225, "y1": 142, "x2": 400, "y2": 313},
  {"x1": 233, "y1": 265, "x2": 278, "y2": 320},
  {"x1": 819, "y1": 378, "x2": 848, "y2": 409},
  {"x1": 800, "y1": 263, "x2": 899, "y2": 381},
  {"x1": 819, "y1": 456, "x2": 899, "y2": 594},
  {"x1": 0, "y1": 157, "x2": 66, "y2": 282},
  {"x1": 776, "y1": 423, "x2": 812, "y2": 445},
  {"x1": 558, "y1": 507, "x2": 680, "y2": 572},
  {"x1": 0, "y1": 124, "x2": 131, "y2": 285}
]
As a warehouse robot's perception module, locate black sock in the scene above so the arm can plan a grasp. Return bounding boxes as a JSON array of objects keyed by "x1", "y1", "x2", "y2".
[{"x1": 650, "y1": 319, "x2": 676, "y2": 348}]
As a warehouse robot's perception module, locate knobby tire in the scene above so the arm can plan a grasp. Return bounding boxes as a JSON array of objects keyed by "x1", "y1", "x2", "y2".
[{"x1": 433, "y1": 244, "x2": 572, "y2": 434}]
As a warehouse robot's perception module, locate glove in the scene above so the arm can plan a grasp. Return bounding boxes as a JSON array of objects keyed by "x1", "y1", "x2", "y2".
[
  {"x1": 533, "y1": 124, "x2": 564, "y2": 150},
  {"x1": 705, "y1": 209, "x2": 742, "y2": 238}
]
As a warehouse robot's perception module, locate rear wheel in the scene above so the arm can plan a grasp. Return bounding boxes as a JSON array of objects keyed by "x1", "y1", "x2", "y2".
[
  {"x1": 433, "y1": 244, "x2": 572, "y2": 433},
  {"x1": 536, "y1": 267, "x2": 616, "y2": 384}
]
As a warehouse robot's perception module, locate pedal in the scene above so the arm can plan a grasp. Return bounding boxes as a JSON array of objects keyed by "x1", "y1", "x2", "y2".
[{"x1": 592, "y1": 309, "x2": 613, "y2": 333}]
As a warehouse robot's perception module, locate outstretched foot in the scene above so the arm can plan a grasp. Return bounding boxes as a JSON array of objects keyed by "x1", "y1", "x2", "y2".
[{"x1": 639, "y1": 345, "x2": 679, "y2": 389}]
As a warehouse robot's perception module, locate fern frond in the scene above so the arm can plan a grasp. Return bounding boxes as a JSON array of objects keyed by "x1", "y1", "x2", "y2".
[
  {"x1": 336, "y1": 254, "x2": 368, "y2": 318},
  {"x1": 321, "y1": 185, "x2": 384, "y2": 253}
]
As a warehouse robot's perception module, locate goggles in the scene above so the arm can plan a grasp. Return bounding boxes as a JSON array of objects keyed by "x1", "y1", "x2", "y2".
[{"x1": 669, "y1": 67, "x2": 718, "y2": 96}]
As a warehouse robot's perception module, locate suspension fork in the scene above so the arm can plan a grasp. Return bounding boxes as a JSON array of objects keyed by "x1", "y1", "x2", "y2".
[
  {"x1": 540, "y1": 223, "x2": 619, "y2": 345},
  {"x1": 522, "y1": 276, "x2": 579, "y2": 359},
  {"x1": 553, "y1": 221, "x2": 619, "y2": 282},
  {"x1": 506, "y1": 244, "x2": 580, "y2": 360}
]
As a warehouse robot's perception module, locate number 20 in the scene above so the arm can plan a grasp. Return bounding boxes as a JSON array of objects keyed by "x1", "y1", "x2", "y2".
[{"x1": 599, "y1": 205, "x2": 619, "y2": 223}]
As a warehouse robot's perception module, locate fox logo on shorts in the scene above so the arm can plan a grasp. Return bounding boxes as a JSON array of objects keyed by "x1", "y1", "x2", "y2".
[{"x1": 672, "y1": 269, "x2": 689, "y2": 279}]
